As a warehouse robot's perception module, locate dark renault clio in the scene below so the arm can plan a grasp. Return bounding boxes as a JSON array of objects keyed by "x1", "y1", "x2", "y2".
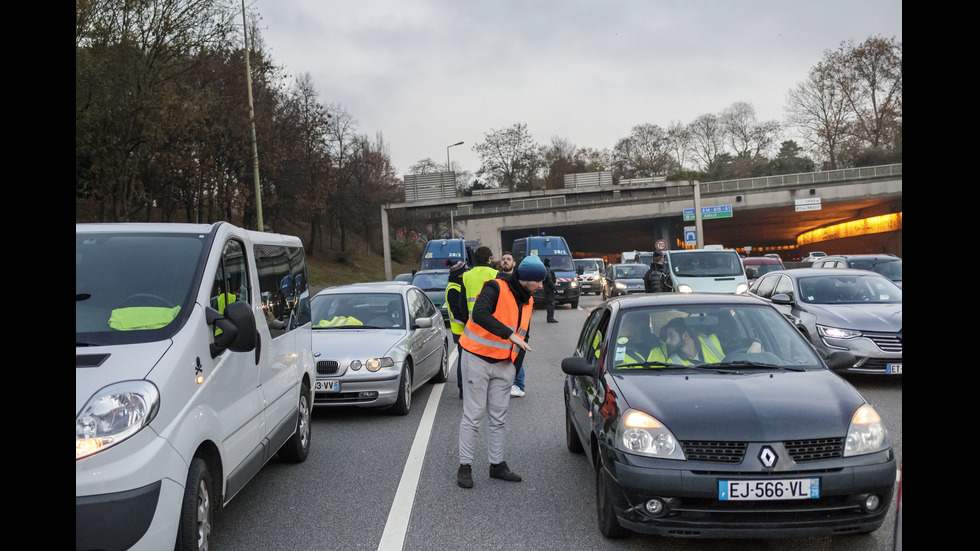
[{"x1": 561, "y1": 293, "x2": 896, "y2": 540}]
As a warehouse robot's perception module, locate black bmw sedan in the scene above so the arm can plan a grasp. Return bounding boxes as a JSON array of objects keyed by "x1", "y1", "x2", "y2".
[{"x1": 561, "y1": 293, "x2": 896, "y2": 540}]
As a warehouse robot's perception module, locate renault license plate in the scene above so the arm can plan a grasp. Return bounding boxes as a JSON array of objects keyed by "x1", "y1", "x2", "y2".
[
  {"x1": 887, "y1": 363, "x2": 902, "y2": 374},
  {"x1": 315, "y1": 379, "x2": 340, "y2": 392},
  {"x1": 719, "y1": 478, "x2": 819, "y2": 501}
]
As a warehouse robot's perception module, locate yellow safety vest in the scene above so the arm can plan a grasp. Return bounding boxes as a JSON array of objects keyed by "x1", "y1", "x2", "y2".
[
  {"x1": 462, "y1": 266, "x2": 499, "y2": 314},
  {"x1": 445, "y1": 281, "x2": 465, "y2": 336},
  {"x1": 668, "y1": 333, "x2": 725, "y2": 365}
]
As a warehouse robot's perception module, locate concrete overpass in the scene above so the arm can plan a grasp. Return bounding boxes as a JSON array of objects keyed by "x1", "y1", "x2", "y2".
[{"x1": 382, "y1": 164, "x2": 902, "y2": 277}]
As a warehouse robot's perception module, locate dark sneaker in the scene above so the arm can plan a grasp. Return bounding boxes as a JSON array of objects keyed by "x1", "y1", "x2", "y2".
[
  {"x1": 457, "y1": 464, "x2": 473, "y2": 488},
  {"x1": 489, "y1": 461, "x2": 522, "y2": 482},
  {"x1": 547, "y1": 319, "x2": 558, "y2": 323}
]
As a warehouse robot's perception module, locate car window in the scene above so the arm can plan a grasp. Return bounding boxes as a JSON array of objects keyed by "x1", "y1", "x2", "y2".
[
  {"x1": 609, "y1": 304, "x2": 822, "y2": 369},
  {"x1": 311, "y1": 292, "x2": 405, "y2": 329},
  {"x1": 798, "y1": 275, "x2": 901, "y2": 304},
  {"x1": 577, "y1": 307, "x2": 607, "y2": 365},
  {"x1": 751, "y1": 274, "x2": 778, "y2": 299},
  {"x1": 412, "y1": 272, "x2": 449, "y2": 291},
  {"x1": 773, "y1": 275, "x2": 795, "y2": 301}
]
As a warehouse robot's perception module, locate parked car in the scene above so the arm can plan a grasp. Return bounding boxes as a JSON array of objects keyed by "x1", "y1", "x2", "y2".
[
  {"x1": 574, "y1": 257, "x2": 605, "y2": 295},
  {"x1": 811, "y1": 254, "x2": 902, "y2": 288},
  {"x1": 601, "y1": 263, "x2": 648, "y2": 300},
  {"x1": 561, "y1": 293, "x2": 896, "y2": 540},
  {"x1": 749, "y1": 268, "x2": 902, "y2": 375},
  {"x1": 742, "y1": 256, "x2": 784, "y2": 284},
  {"x1": 310, "y1": 282, "x2": 449, "y2": 415},
  {"x1": 411, "y1": 269, "x2": 451, "y2": 326}
]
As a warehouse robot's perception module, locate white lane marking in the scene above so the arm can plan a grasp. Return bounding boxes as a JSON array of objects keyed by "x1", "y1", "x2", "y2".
[{"x1": 377, "y1": 348, "x2": 455, "y2": 551}]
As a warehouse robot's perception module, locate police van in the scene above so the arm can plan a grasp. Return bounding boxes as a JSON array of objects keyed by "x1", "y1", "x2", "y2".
[
  {"x1": 419, "y1": 238, "x2": 478, "y2": 271},
  {"x1": 511, "y1": 234, "x2": 581, "y2": 308},
  {"x1": 76, "y1": 222, "x2": 315, "y2": 551},
  {"x1": 662, "y1": 248, "x2": 749, "y2": 294}
]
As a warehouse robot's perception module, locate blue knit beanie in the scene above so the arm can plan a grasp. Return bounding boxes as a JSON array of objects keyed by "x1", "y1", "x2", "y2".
[{"x1": 517, "y1": 255, "x2": 546, "y2": 282}]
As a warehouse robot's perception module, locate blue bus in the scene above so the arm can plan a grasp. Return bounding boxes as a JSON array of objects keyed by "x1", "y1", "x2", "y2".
[{"x1": 511, "y1": 234, "x2": 581, "y2": 308}]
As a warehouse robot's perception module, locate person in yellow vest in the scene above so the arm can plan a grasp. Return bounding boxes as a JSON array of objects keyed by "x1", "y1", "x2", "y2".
[
  {"x1": 460, "y1": 246, "x2": 497, "y2": 318},
  {"x1": 456, "y1": 255, "x2": 546, "y2": 489},
  {"x1": 444, "y1": 260, "x2": 468, "y2": 399},
  {"x1": 662, "y1": 317, "x2": 725, "y2": 365}
]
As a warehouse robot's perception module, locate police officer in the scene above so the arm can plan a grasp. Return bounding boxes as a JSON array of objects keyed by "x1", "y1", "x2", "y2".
[{"x1": 644, "y1": 251, "x2": 666, "y2": 293}]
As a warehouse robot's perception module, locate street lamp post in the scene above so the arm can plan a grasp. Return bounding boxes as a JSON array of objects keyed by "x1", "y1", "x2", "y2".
[{"x1": 447, "y1": 141, "x2": 464, "y2": 172}]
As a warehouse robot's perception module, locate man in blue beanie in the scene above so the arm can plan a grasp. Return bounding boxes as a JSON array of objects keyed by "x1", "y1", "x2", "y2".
[{"x1": 456, "y1": 255, "x2": 545, "y2": 488}]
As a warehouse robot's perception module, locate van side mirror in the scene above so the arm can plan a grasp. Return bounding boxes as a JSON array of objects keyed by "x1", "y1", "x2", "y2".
[
  {"x1": 207, "y1": 301, "x2": 257, "y2": 358},
  {"x1": 576, "y1": 266, "x2": 584, "y2": 275}
]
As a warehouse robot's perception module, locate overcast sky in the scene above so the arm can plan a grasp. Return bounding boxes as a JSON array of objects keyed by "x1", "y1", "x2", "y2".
[{"x1": 254, "y1": 0, "x2": 901, "y2": 178}]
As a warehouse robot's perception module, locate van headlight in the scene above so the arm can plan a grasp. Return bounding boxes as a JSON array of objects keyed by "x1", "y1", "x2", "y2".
[
  {"x1": 678, "y1": 284, "x2": 694, "y2": 293},
  {"x1": 76, "y1": 381, "x2": 160, "y2": 460},
  {"x1": 844, "y1": 404, "x2": 890, "y2": 456},
  {"x1": 736, "y1": 283, "x2": 748, "y2": 294}
]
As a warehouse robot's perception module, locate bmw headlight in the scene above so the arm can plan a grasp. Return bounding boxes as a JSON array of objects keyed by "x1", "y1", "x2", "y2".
[
  {"x1": 844, "y1": 404, "x2": 890, "y2": 457},
  {"x1": 365, "y1": 357, "x2": 395, "y2": 372},
  {"x1": 616, "y1": 409, "x2": 686, "y2": 460},
  {"x1": 76, "y1": 380, "x2": 160, "y2": 460}
]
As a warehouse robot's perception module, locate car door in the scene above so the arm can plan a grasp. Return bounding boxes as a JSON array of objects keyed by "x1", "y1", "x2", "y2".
[
  {"x1": 408, "y1": 288, "x2": 439, "y2": 380},
  {"x1": 569, "y1": 306, "x2": 610, "y2": 463},
  {"x1": 207, "y1": 237, "x2": 265, "y2": 477}
]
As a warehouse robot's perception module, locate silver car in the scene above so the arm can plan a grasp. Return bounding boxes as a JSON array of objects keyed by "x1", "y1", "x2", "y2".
[
  {"x1": 310, "y1": 282, "x2": 449, "y2": 414},
  {"x1": 749, "y1": 268, "x2": 902, "y2": 375}
]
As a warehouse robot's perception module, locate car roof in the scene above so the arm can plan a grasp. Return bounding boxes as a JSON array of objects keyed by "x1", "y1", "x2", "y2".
[
  {"x1": 743, "y1": 257, "x2": 782, "y2": 264},
  {"x1": 820, "y1": 254, "x2": 900, "y2": 260},
  {"x1": 413, "y1": 269, "x2": 449, "y2": 274},
  {"x1": 764, "y1": 267, "x2": 888, "y2": 279},
  {"x1": 314, "y1": 281, "x2": 413, "y2": 297},
  {"x1": 607, "y1": 292, "x2": 769, "y2": 309}
]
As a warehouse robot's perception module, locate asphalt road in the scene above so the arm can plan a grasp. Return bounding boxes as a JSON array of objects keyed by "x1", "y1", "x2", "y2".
[{"x1": 211, "y1": 292, "x2": 902, "y2": 551}]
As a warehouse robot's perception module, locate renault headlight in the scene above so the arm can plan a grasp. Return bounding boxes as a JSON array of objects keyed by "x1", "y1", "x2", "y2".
[
  {"x1": 616, "y1": 409, "x2": 686, "y2": 460},
  {"x1": 818, "y1": 325, "x2": 862, "y2": 340},
  {"x1": 844, "y1": 404, "x2": 890, "y2": 456},
  {"x1": 76, "y1": 381, "x2": 160, "y2": 460}
]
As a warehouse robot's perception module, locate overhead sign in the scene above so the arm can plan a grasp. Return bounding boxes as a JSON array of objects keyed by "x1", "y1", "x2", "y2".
[
  {"x1": 795, "y1": 198, "x2": 822, "y2": 212},
  {"x1": 684, "y1": 205, "x2": 733, "y2": 221}
]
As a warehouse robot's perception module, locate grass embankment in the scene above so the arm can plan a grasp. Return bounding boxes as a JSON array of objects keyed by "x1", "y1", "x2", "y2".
[{"x1": 305, "y1": 250, "x2": 417, "y2": 292}]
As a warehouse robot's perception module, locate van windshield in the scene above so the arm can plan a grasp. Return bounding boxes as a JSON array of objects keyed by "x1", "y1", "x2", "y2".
[
  {"x1": 76, "y1": 232, "x2": 205, "y2": 344},
  {"x1": 670, "y1": 251, "x2": 743, "y2": 277},
  {"x1": 542, "y1": 255, "x2": 575, "y2": 271}
]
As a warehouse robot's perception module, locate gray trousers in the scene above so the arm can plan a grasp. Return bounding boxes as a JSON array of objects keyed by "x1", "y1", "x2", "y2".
[{"x1": 458, "y1": 350, "x2": 516, "y2": 466}]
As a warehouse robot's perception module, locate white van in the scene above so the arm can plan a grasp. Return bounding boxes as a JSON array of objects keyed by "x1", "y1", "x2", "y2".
[
  {"x1": 662, "y1": 248, "x2": 749, "y2": 294},
  {"x1": 76, "y1": 222, "x2": 315, "y2": 551}
]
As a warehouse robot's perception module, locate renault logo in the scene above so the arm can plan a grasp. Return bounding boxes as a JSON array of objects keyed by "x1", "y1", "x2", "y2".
[{"x1": 759, "y1": 446, "x2": 778, "y2": 468}]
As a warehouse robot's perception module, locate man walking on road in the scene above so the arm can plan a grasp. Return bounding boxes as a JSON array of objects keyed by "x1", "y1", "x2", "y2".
[
  {"x1": 644, "y1": 251, "x2": 666, "y2": 293},
  {"x1": 456, "y1": 255, "x2": 546, "y2": 489},
  {"x1": 543, "y1": 258, "x2": 557, "y2": 323}
]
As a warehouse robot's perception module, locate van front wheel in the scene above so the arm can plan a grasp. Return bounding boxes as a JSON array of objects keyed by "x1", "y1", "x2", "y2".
[
  {"x1": 177, "y1": 458, "x2": 213, "y2": 551},
  {"x1": 278, "y1": 381, "x2": 312, "y2": 463}
]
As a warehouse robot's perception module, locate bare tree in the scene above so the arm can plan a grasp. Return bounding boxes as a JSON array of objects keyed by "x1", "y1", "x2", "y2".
[
  {"x1": 785, "y1": 61, "x2": 851, "y2": 169},
  {"x1": 721, "y1": 102, "x2": 781, "y2": 159},
  {"x1": 687, "y1": 113, "x2": 725, "y2": 171},
  {"x1": 473, "y1": 123, "x2": 541, "y2": 192}
]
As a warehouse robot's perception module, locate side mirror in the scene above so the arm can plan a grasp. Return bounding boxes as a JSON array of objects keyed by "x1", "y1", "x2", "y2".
[
  {"x1": 576, "y1": 266, "x2": 584, "y2": 275},
  {"x1": 414, "y1": 317, "x2": 433, "y2": 329},
  {"x1": 561, "y1": 356, "x2": 599, "y2": 378},
  {"x1": 770, "y1": 293, "x2": 794, "y2": 305},
  {"x1": 207, "y1": 301, "x2": 257, "y2": 358}
]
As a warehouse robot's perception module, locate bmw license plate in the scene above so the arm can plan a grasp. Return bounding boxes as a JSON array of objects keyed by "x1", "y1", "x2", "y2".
[
  {"x1": 315, "y1": 379, "x2": 340, "y2": 392},
  {"x1": 719, "y1": 478, "x2": 819, "y2": 500},
  {"x1": 887, "y1": 363, "x2": 902, "y2": 374}
]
